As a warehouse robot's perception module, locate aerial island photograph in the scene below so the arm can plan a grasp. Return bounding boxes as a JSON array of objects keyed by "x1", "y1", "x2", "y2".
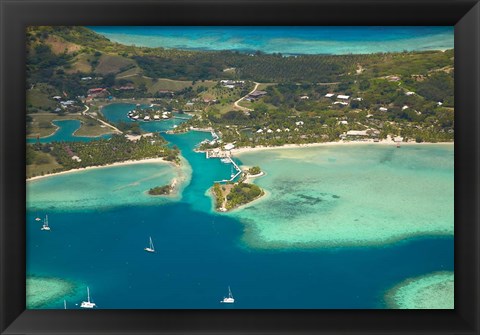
[{"x1": 26, "y1": 26, "x2": 454, "y2": 309}]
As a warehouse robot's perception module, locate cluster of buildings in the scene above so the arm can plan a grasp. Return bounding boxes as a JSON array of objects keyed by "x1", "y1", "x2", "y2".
[
  {"x1": 324, "y1": 93, "x2": 364, "y2": 107},
  {"x1": 340, "y1": 129, "x2": 381, "y2": 141},
  {"x1": 219, "y1": 80, "x2": 245, "y2": 89},
  {"x1": 113, "y1": 85, "x2": 135, "y2": 92},
  {"x1": 127, "y1": 108, "x2": 173, "y2": 122},
  {"x1": 86, "y1": 88, "x2": 110, "y2": 101},
  {"x1": 52, "y1": 95, "x2": 79, "y2": 112}
]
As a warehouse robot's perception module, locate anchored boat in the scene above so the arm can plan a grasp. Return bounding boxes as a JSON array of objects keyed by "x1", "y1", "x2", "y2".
[
  {"x1": 80, "y1": 287, "x2": 96, "y2": 309},
  {"x1": 41, "y1": 215, "x2": 50, "y2": 231},
  {"x1": 144, "y1": 236, "x2": 155, "y2": 253},
  {"x1": 220, "y1": 286, "x2": 235, "y2": 304}
]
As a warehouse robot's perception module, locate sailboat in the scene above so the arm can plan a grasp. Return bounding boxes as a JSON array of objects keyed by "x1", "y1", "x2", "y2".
[
  {"x1": 144, "y1": 236, "x2": 155, "y2": 253},
  {"x1": 41, "y1": 215, "x2": 50, "y2": 231},
  {"x1": 35, "y1": 215, "x2": 41, "y2": 221},
  {"x1": 220, "y1": 286, "x2": 235, "y2": 304},
  {"x1": 80, "y1": 286, "x2": 96, "y2": 308}
]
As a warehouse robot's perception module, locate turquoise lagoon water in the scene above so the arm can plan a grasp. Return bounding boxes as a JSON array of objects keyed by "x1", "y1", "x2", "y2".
[
  {"x1": 232, "y1": 144, "x2": 454, "y2": 247},
  {"x1": 27, "y1": 120, "x2": 111, "y2": 144},
  {"x1": 26, "y1": 103, "x2": 454, "y2": 309},
  {"x1": 90, "y1": 26, "x2": 454, "y2": 55},
  {"x1": 100, "y1": 103, "x2": 189, "y2": 133}
]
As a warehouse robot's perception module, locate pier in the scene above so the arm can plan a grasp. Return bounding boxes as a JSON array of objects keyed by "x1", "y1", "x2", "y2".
[{"x1": 214, "y1": 157, "x2": 242, "y2": 183}]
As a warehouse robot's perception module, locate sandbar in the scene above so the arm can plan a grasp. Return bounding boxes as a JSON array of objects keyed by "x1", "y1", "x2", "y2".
[
  {"x1": 27, "y1": 157, "x2": 175, "y2": 182},
  {"x1": 385, "y1": 271, "x2": 454, "y2": 309},
  {"x1": 27, "y1": 275, "x2": 78, "y2": 309}
]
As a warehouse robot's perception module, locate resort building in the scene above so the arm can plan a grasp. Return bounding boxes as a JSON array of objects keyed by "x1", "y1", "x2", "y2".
[
  {"x1": 346, "y1": 130, "x2": 369, "y2": 137},
  {"x1": 325, "y1": 93, "x2": 335, "y2": 98},
  {"x1": 224, "y1": 143, "x2": 235, "y2": 150},
  {"x1": 220, "y1": 80, "x2": 245, "y2": 88},
  {"x1": 337, "y1": 95, "x2": 350, "y2": 100},
  {"x1": 405, "y1": 91, "x2": 416, "y2": 96},
  {"x1": 379, "y1": 107, "x2": 389, "y2": 112},
  {"x1": 248, "y1": 90, "x2": 267, "y2": 100}
]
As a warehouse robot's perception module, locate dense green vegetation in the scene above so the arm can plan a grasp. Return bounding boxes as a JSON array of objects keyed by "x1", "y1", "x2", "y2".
[
  {"x1": 212, "y1": 183, "x2": 224, "y2": 210},
  {"x1": 27, "y1": 134, "x2": 179, "y2": 177},
  {"x1": 248, "y1": 166, "x2": 262, "y2": 175},
  {"x1": 225, "y1": 182, "x2": 264, "y2": 210},
  {"x1": 27, "y1": 26, "x2": 455, "y2": 149},
  {"x1": 211, "y1": 182, "x2": 264, "y2": 211},
  {"x1": 148, "y1": 185, "x2": 172, "y2": 195}
]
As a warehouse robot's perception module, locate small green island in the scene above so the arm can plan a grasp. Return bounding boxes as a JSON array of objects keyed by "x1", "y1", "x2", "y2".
[
  {"x1": 212, "y1": 181, "x2": 264, "y2": 212},
  {"x1": 247, "y1": 166, "x2": 262, "y2": 176},
  {"x1": 148, "y1": 184, "x2": 173, "y2": 196}
]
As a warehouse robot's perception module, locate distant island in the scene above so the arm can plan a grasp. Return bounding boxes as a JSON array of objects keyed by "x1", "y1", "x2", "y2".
[{"x1": 148, "y1": 184, "x2": 173, "y2": 196}]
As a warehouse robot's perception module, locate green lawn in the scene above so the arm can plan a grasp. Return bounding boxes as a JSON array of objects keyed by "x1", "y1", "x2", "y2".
[
  {"x1": 27, "y1": 113, "x2": 113, "y2": 138},
  {"x1": 95, "y1": 54, "x2": 137, "y2": 75}
]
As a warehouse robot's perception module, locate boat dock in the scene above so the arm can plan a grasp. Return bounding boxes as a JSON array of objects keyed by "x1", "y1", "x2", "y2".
[
  {"x1": 214, "y1": 157, "x2": 242, "y2": 183},
  {"x1": 206, "y1": 149, "x2": 231, "y2": 159}
]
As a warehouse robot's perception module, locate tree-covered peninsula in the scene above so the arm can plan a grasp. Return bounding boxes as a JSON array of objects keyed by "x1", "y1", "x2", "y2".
[
  {"x1": 212, "y1": 182, "x2": 264, "y2": 212},
  {"x1": 27, "y1": 134, "x2": 180, "y2": 178}
]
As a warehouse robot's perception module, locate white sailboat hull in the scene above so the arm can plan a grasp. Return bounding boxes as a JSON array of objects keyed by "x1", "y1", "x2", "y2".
[
  {"x1": 220, "y1": 298, "x2": 235, "y2": 303},
  {"x1": 80, "y1": 301, "x2": 96, "y2": 308},
  {"x1": 144, "y1": 248, "x2": 155, "y2": 253}
]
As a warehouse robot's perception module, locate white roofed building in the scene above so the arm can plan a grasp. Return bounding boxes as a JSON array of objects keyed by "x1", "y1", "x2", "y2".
[
  {"x1": 224, "y1": 143, "x2": 235, "y2": 150},
  {"x1": 337, "y1": 95, "x2": 350, "y2": 100},
  {"x1": 346, "y1": 130, "x2": 368, "y2": 136}
]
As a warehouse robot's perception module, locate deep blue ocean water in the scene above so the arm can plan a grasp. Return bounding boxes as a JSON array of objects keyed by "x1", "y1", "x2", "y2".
[
  {"x1": 89, "y1": 26, "x2": 454, "y2": 55},
  {"x1": 26, "y1": 104, "x2": 454, "y2": 309}
]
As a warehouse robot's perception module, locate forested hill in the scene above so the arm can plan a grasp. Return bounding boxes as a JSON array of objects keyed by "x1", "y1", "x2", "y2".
[{"x1": 27, "y1": 26, "x2": 454, "y2": 85}]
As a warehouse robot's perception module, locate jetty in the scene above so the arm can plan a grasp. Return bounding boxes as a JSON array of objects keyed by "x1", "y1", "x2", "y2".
[
  {"x1": 206, "y1": 148, "x2": 231, "y2": 159},
  {"x1": 214, "y1": 157, "x2": 242, "y2": 183}
]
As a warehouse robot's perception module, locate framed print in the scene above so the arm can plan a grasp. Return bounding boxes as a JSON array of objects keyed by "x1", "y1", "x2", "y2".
[{"x1": 1, "y1": 0, "x2": 479, "y2": 334}]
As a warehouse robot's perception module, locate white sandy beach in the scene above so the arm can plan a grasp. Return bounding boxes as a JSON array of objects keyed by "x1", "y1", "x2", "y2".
[
  {"x1": 27, "y1": 157, "x2": 174, "y2": 182},
  {"x1": 230, "y1": 140, "x2": 453, "y2": 155}
]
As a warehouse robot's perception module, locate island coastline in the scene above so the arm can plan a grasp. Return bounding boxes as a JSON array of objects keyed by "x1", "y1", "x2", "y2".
[{"x1": 27, "y1": 157, "x2": 177, "y2": 182}]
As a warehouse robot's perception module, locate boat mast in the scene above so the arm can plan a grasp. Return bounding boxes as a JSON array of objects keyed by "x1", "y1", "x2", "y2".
[
  {"x1": 150, "y1": 237, "x2": 154, "y2": 250},
  {"x1": 64, "y1": 300, "x2": 67, "y2": 309},
  {"x1": 87, "y1": 287, "x2": 90, "y2": 303},
  {"x1": 45, "y1": 215, "x2": 48, "y2": 227},
  {"x1": 228, "y1": 286, "x2": 232, "y2": 298}
]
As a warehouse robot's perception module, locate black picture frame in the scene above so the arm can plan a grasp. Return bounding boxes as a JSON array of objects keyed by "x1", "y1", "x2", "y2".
[{"x1": 1, "y1": 0, "x2": 479, "y2": 334}]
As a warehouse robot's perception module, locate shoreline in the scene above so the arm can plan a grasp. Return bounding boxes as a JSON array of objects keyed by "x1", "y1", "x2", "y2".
[
  {"x1": 224, "y1": 189, "x2": 270, "y2": 213},
  {"x1": 27, "y1": 118, "x2": 113, "y2": 140},
  {"x1": 230, "y1": 140, "x2": 453, "y2": 155},
  {"x1": 27, "y1": 157, "x2": 175, "y2": 182},
  {"x1": 384, "y1": 271, "x2": 454, "y2": 309}
]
